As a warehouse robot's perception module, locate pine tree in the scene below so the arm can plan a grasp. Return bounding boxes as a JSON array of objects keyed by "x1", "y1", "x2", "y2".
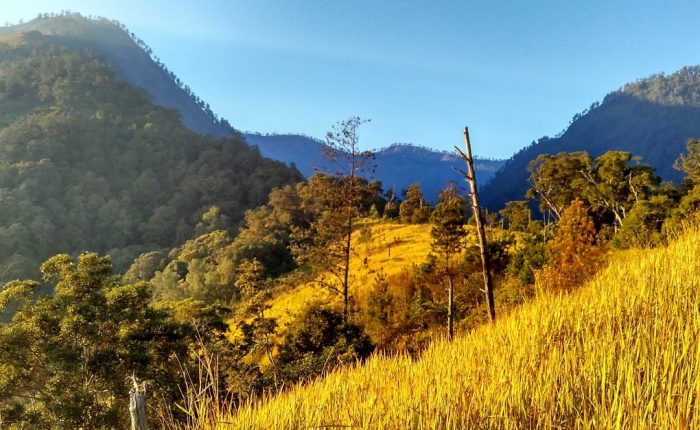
[
  {"x1": 235, "y1": 259, "x2": 278, "y2": 384},
  {"x1": 430, "y1": 185, "x2": 467, "y2": 339},
  {"x1": 400, "y1": 183, "x2": 430, "y2": 223},
  {"x1": 292, "y1": 118, "x2": 374, "y2": 324}
]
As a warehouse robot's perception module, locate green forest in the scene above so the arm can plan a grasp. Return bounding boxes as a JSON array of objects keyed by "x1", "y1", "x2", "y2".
[{"x1": 0, "y1": 39, "x2": 300, "y2": 281}]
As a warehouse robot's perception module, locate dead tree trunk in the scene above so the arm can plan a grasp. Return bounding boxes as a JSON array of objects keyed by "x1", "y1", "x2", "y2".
[
  {"x1": 129, "y1": 376, "x2": 147, "y2": 430},
  {"x1": 456, "y1": 127, "x2": 496, "y2": 322}
]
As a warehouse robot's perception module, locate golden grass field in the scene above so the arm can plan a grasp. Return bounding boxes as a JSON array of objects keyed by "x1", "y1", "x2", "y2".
[
  {"x1": 211, "y1": 229, "x2": 700, "y2": 429},
  {"x1": 238, "y1": 220, "x2": 434, "y2": 335}
]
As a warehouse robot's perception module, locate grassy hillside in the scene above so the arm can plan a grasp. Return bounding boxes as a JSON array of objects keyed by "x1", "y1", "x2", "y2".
[
  {"x1": 236, "y1": 221, "x2": 434, "y2": 339},
  {"x1": 217, "y1": 229, "x2": 700, "y2": 429}
]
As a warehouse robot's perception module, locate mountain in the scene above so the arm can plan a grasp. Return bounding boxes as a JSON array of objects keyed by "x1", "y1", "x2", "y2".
[
  {"x1": 0, "y1": 17, "x2": 301, "y2": 279},
  {"x1": 482, "y1": 67, "x2": 700, "y2": 211},
  {"x1": 372, "y1": 144, "x2": 503, "y2": 200},
  {"x1": 245, "y1": 133, "x2": 504, "y2": 201},
  {"x1": 0, "y1": 13, "x2": 232, "y2": 137},
  {"x1": 2, "y1": 14, "x2": 503, "y2": 202}
]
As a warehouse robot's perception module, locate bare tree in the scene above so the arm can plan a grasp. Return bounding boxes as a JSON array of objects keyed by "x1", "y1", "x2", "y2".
[{"x1": 456, "y1": 127, "x2": 496, "y2": 322}]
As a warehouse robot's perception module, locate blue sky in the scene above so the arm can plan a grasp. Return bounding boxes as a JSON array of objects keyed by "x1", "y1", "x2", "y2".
[{"x1": 3, "y1": 1, "x2": 700, "y2": 158}]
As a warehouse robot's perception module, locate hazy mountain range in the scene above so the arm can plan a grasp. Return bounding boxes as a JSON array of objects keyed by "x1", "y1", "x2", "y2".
[
  {"x1": 0, "y1": 13, "x2": 503, "y2": 201},
  {"x1": 3, "y1": 13, "x2": 700, "y2": 214},
  {"x1": 245, "y1": 133, "x2": 503, "y2": 200}
]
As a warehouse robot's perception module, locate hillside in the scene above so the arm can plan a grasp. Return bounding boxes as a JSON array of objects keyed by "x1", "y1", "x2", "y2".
[
  {"x1": 0, "y1": 30, "x2": 300, "y2": 279},
  {"x1": 246, "y1": 134, "x2": 504, "y2": 201},
  {"x1": 482, "y1": 67, "x2": 700, "y2": 211},
  {"x1": 219, "y1": 228, "x2": 700, "y2": 429},
  {"x1": 260, "y1": 221, "x2": 434, "y2": 332},
  {"x1": 0, "y1": 13, "x2": 232, "y2": 137},
  {"x1": 1, "y1": 15, "x2": 503, "y2": 203}
]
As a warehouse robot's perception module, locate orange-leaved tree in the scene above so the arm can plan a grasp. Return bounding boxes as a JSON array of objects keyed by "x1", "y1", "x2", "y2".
[{"x1": 536, "y1": 199, "x2": 603, "y2": 292}]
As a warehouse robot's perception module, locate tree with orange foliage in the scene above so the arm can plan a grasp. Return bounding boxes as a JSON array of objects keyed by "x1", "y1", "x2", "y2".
[{"x1": 536, "y1": 199, "x2": 603, "y2": 292}]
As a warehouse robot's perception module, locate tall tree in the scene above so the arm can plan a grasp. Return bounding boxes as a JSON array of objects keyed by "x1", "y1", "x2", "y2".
[
  {"x1": 293, "y1": 118, "x2": 374, "y2": 323},
  {"x1": 526, "y1": 152, "x2": 590, "y2": 221},
  {"x1": 235, "y1": 259, "x2": 278, "y2": 386},
  {"x1": 536, "y1": 200, "x2": 603, "y2": 292},
  {"x1": 499, "y1": 200, "x2": 531, "y2": 231},
  {"x1": 457, "y1": 127, "x2": 496, "y2": 322},
  {"x1": 430, "y1": 185, "x2": 467, "y2": 340},
  {"x1": 579, "y1": 151, "x2": 659, "y2": 231},
  {"x1": 400, "y1": 183, "x2": 431, "y2": 223}
]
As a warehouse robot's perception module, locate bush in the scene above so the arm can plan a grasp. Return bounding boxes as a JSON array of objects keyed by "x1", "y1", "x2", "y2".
[{"x1": 277, "y1": 304, "x2": 374, "y2": 382}]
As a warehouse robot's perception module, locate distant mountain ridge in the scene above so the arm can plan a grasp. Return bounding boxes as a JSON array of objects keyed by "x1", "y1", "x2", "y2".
[
  {"x1": 1, "y1": 13, "x2": 503, "y2": 201},
  {"x1": 482, "y1": 66, "x2": 700, "y2": 211},
  {"x1": 245, "y1": 133, "x2": 504, "y2": 201}
]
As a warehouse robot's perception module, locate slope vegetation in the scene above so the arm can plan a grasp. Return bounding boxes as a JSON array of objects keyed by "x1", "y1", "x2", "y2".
[
  {"x1": 260, "y1": 221, "x2": 433, "y2": 332},
  {"x1": 0, "y1": 34, "x2": 300, "y2": 279},
  {"x1": 483, "y1": 67, "x2": 700, "y2": 210},
  {"x1": 222, "y1": 230, "x2": 700, "y2": 429}
]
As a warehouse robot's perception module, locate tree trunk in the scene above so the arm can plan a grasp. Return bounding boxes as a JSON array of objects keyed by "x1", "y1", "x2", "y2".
[
  {"x1": 129, "y1": 378, "x2": 147, "y2": 430},
  {"x1": 457, "y1": 127, "x2": 496, "y2": 322},
  {"x1": 447, "y1": 271, "x2": 454, "y2": 340},
  {"x1": 343, "y1": 215, "x2": 352, "y2": 324}
]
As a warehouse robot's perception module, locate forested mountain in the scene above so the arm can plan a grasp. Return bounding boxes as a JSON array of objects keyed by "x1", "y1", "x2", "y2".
[
  {"x1": 482, "y1": 67, "x2": 700, "y2": 210},
  {"x1": 0, "y1": 30, "x2": 301, "y2": 280},
  {"x1": 0, "y1": 13, "x2": 232, "y2": 137},
  {"x1": 1, "y1": 14, "x2": 503, "y2": 202},
  {"x1": 246, "y1": 133, "x2": 504, "y2": 201}
]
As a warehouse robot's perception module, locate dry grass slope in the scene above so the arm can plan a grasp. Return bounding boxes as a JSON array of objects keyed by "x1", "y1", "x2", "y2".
[
  {"x1": 0, "y1": 32, "x2": 26, "y2": 46},
  {"x1": 217, "y1": 230, "x2": 700, "y2": 429},
  {"x1": 262, "y1": 220, "x2": 434, "y2": 330}
]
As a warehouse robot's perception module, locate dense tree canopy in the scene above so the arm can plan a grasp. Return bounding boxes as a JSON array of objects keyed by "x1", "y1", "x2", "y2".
[
  {"x1": 0, "y1": 40, "x2": 300, "y2": 280},
  {"x1": 0, "y1": 253, "x2": 230, "y2": 428},
  {"x1": 400, "y1": 183, "x2": 431, "y2": 223},
  {"x1": 527, "y1": 151, "x2": 659, "y2": 230}
]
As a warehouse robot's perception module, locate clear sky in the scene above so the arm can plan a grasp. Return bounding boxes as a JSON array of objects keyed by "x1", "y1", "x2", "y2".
[{"x1": 2, "y1": 0, "x2": 700, "y2": 158}]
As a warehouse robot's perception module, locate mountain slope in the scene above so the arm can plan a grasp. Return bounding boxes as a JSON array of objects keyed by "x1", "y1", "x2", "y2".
[
  {"x1": 246, "y1": 133, "x2": 504, "y2": 201},
  {"x1": 0, "y1": 30, "x2": 300, "y2": 279},
  {"x1": 482, "y1": 67, "x2": 700, "y2": 211},
  {"x1": 0, "y1": 13, "x2": 232, "y2": 137},
  {"x1": 4, "y1": 14, "x2": 503, "y2": 201},
  {"x1": 220, "y1": 229, "x2": 700, "y2": 429}
]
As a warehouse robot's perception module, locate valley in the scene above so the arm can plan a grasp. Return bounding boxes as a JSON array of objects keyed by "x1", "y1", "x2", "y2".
[{"x1": 1, "y1": 9, "x2": 699, "y2": 430}]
